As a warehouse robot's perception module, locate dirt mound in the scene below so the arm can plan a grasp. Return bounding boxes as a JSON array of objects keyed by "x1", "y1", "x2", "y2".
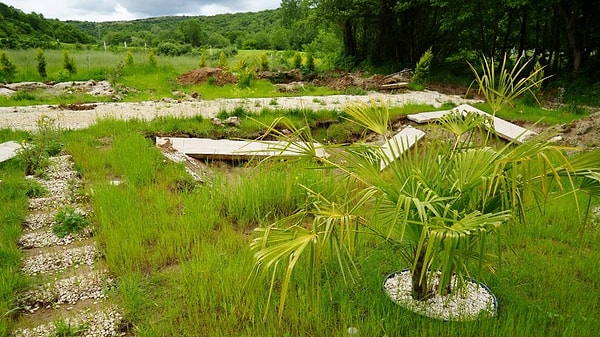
[
  {"x1": 313, "y1": 72, "x2": 385, "y2": 91},
  {"x1": 559, "y1": 112, "x2": 600, "y2": 150},
  {"x1": 176, "y1": 67, "x2": 238, "y2": 86}
]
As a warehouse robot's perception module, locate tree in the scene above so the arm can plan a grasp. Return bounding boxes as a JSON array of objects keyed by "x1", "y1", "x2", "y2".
[
  {"x1": 180, "y1": 19, "x2": 205, "y2": 47},
  {"x1": 62, "y1": 51, "x2": 76, "y2": 75},
  {"x1": 218, "y1": 51, "x2": 228, "y2": 69},
  {"x1": 35, "y1": 48, "x2": 47, "y2": 79},
  {"x1": 0, "y1": 52, "x2": 17, "y2": 83}
]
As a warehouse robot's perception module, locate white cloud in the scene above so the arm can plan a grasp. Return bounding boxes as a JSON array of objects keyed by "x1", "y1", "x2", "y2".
[
  {"x1": 199, "y1": 4, "x2": 233, "y2": 16},
  {"x1": 1, "y1": 0, "x2": 281, "y2": 22}
]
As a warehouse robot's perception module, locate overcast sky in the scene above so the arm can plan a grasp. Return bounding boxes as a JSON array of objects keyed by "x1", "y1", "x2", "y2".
[{"x1": 2, "y1": 0, "x2": 282, "y2": 22}]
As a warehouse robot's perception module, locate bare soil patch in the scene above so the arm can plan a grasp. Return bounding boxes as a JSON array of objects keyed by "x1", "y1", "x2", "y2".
[{"x1": 176, "y1": 67, "x2": 238, "y2": 86}]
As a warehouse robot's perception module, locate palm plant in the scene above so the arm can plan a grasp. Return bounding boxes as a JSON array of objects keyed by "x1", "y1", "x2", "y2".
[
  {"x1": 467, "y1": 53, "x2": 548, "y2": 116},
  {"x1": 249, "y1": 77, "x2": 600, "y2": 321}
]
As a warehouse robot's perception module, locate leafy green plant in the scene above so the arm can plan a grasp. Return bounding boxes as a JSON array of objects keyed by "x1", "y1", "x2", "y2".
[
  {"x1": 292, "y1": 52, "x2": 302, "y2": 69},
  {"x1": 125, "y1": 51, "x2": 134, "y2": 66},
  {"x1": 199, "y1": 53, "x2": 207, "y2": 68},
  {"x1": 62, "y1": 51, "x2": 77, "y2": 75},
  {"x1": 24, "y1": 178, "x2": 47, "y2": 198},
  {"x1": 304, "y1": 53, "x2": 315, "y2": 73},
  {"x1": 238, "y1": 69, "x2": 255, "y2": 89},
  {"x1": 0, "y1": 52, "x2": 17, "y2": 83},
  {"x1": 249, "y1": 99, "x2": 600, "y2": 319},
  {"x1": 218, "y1": 51, "x2": 228, "y2": 69},
  {"x1": 258, "y1": 53, "x2": 269, "y2": 71},
  {"x1": 35, "y1": 48, "x2": 47, "y2": 79},
  {"x1": 17, "y1": 115, "x2": 63, "y2": 176},
  {"x1": 468, "y1": 53, "x2": 547, "y2": 115},
  {"x1": 52, "y1": 319, "x2": 88, "y2": 337},
  {"x1": 53, "y1": 206, "x2": 90, "y2": 238},
  {"x1": 147, "y1": 50, "x2": 157, "y2": 67},
  {"x1": 410, "y1": 47, "x2": 433, "y2": 90}
]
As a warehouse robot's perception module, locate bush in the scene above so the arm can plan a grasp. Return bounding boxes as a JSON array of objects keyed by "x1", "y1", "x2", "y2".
[
  {"x1": 410, "y1": 47, "x2": 433, "y2": 90},
  {"x1": 218, "y1": 51, "x2": 228, "y2": 69},
  {"x1": 293, "y1": 52, "x2": 302, "y2": 69},
  {"x1": 53, "y1": 206, "x2": 90, "y2": 238},
  {"x1": 16, "y1": 115, "x2": 63, "y2": 176},
  {"x1": 304, "y1": 53, "x2": 315, "y2": 73},
  {"x1": 147, "y1": 50, "x2": 157, "y2": 66},
  {"x1": 0, "y1": 52, "x2": 17, "y2": 83},
  {"x1": 35, "y1": 48, "x2": 47, "y2": 79},
  {"x1": 258, "y1": 53, "x2": 269, "y2": 72},
  {"x1": 199, "y1": 53, "x2": 207, "y2": 68},
  {"x1": 125, "y1": 51, "x2": 134, "y2": 66},
  {"x1": 62, "y1": 51, "x2": 77, "y2": 75}
]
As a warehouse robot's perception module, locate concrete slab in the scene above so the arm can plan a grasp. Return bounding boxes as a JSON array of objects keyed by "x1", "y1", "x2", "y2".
[
  {"x1": 0, "y1": 141, "x2": 21, "y2": 162},
  {"x1": 380, "y1": 126, "x2": 426, "y2": 170},
  {"x1": 407, "y1": 104, "x2": 536, "y2": 143},
  {"x1": 156, "y1": 137, "x2": 328, "y2": 161},
  {"x1": 407, "y1": 109, "x2": 451, "y2": 123}
]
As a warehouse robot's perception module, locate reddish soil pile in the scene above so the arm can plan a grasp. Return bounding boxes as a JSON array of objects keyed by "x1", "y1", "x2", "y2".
[{"x1": 176, "y1": 67, "x2": 238, "y2": 86}]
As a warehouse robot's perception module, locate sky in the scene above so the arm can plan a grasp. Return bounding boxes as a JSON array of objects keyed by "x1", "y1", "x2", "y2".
[{"x1": 2, "y1": 0, "x2": 282, "y2": 22}]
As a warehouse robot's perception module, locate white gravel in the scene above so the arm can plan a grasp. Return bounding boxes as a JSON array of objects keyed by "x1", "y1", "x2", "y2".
[
  {"x1": 13, "y1": 306, "x2": 123, "y2": 337},
  {"x1": 383, "y1": 270, "x2": 497, "y2": 321},
  {"x1": 21, "y1": 244, "x2": 98, "y2": 275},
  {"x1": 0, "y1": 91, "x2": 480, "y2": 131}
]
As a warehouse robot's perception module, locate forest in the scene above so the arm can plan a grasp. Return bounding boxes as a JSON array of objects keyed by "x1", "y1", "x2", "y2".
[{"x1": 1, "y1": 0, "x2": 599, "y2": 81}]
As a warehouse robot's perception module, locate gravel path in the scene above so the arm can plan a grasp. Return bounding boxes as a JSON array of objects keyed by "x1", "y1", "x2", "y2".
[
  {"x1": 0, "y1": 91, "x2": 480, "y2": 131},
  {"x1": 14, "y1": 156, "x2": 124, "y2": 337}
]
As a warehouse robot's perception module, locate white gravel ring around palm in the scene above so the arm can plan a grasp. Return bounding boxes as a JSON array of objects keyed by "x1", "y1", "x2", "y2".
[{"x1": 383, "y1": 270, "x2": 497, "y2": 321}]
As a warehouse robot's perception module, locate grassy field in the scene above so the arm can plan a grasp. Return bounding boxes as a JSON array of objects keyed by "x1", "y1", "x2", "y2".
[
  {"x1": 0, "y1": 48, "x2": 340, "y2": 106},
  {"x1": 1, "y1": 104, "x2": 599, "y2": 336}
]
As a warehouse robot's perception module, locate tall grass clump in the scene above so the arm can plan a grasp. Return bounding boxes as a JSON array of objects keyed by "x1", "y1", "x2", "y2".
[
  {"x1": 218, "y1": 161, "x2": 332, "y2": 229},
  {"x1": 0, "y1": 159, "x2": 28, "y2": 335}
]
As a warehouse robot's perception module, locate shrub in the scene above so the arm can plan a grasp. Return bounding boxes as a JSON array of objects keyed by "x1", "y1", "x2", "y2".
[
  {"x1": 35, "y1": 48, "x2": 47, "y2": 79},
  {"x1": 218, "y1": 51, "x2": 228, "y2": 69},
  {"x1": 62, "y1": 51, "x2": 77, "y2": 75},
  {"x1": 410, "y1": 47, "x2": 433, "y2": 90},
  {"x1": 16, "y1": 115, "x2": 63, "y2": 176},
  {"x1": 53, "y1": 206, "x2": 90, "y2": 238},
  {"x1": 199, "y1": 53, "x2": 207, "y2": 68},
  {"x1": 304, "y1": 53, "x2": 315, "y2": 73},
  {"x1": 258, "y1": 53, "x2": 269, "y2": 71},
  {"x1": 125, "y1": 51, "x2": 134, "y2": 66},
  {"x1": 0, "y1": 52, "x2": 17, "y2": 83},
  {"x1": 292, "y1": 52, "x2": 302, "y2": 69},
  {"x1": 238, "y1": 69, "x2": 255, "y2": 89}
]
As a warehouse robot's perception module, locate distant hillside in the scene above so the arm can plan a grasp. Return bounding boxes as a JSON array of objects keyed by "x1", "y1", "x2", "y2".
[
  {"x1": 0, "y1": 2, "x2": 94, "y2": 49},
  {"x1": 0, "y1": 1, "x2": 284, "y2": 52},
  {"x1": 68, "y1": 10, "x2": 281, "y2": 50}
]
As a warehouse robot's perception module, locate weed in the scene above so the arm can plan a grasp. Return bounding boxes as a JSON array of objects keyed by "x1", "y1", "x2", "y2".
[
  {"x1": 53, "y1": 206, "x2": 90, "y2": 238},
  {"x1": 52, "y1": 319, "x2": 88, "y2": 337},
  {"x1": 269, "y1": 97, "x2": 278, "y2": 106},
  {"x1": 24, "y1": 178, "x2": 47, "y2": 198}
]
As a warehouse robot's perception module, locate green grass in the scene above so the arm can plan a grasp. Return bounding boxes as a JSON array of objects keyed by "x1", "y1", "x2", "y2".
[
  {"x1": 0, "y1": 48, "x2": 341, "y2": 106},
  {"x1": 0, "y1": 158, "x2": 28, "y2": 336},
  {"x1": 2, "y1": 103, "x2": 600, "y2": 336}
]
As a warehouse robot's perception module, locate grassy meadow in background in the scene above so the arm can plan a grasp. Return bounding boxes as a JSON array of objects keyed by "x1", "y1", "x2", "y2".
[{"x1": 0, "y1": 48, "x2": 339, "y2": 106}]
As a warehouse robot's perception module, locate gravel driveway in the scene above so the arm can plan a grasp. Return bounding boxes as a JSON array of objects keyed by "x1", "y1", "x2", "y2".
[{"x1": 0, "y1": 91, "x2": 480, "y2": 131}]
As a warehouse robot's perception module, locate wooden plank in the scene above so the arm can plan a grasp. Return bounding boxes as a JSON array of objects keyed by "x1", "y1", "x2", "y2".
[
  {"x1": 157, "y1": 137, "x2": 328, "y2": 161},
  {"x1": 0, "y1": 141, "x2": 21, "y2": 163},
  {"x1": 407, "y1": 104, "x2": 536, "y2": 143},
  {"x1": 380, "y1": 126, "x2": 426, "y2": 170}
]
